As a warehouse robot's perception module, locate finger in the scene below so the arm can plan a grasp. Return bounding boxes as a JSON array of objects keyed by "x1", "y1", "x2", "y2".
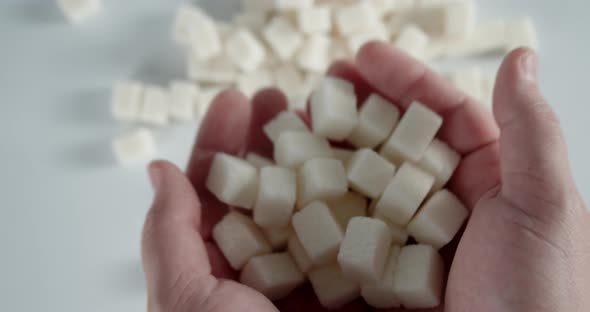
[
  {"x1": 142, "y1": 161, "x2": 217, "y2": 309},
  {"x1": 493, "y1": 48, "x2": 578, "y2": 219},
  {"x1": 185, "y1": 89, "x2": 251, "y2": 238},
  {"x1": 276, "y1": 285, "x2": 369, "y2": 312},
  {"x1": 245, "y1": 88, "x2": 289, "y2": 158},
  {"x1": 356, "y1": 41, "x2": 499, "y2": 154}
]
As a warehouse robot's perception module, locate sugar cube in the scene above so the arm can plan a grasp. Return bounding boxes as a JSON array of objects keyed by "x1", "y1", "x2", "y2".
[
  {"x1": 382, "y1": 102, "x2": 442, "y2": 162},
  {"x1": 112, "y1": 128, "x2": 156, "y2": 164},
  {"x1": 57, "y1": 0, "x2": 102, "y2": 23},
  {"x1": 264, "y1": 226, "x2": 292, "y2": 251},
  {"x1": 506, "y1": 17, "x2": 538, "y2": 51},
  {"x1": 173, "y1": 5, "x2": 200, "y2": 44},
  {"x1": 417, "y1": 139, "x2": 461, "y2": 191},
  {"x1": 196, "y1": 86, "x2": 224, "y2": 120},
  {"x1": 246, "y1": 152, "x2": 274, "y2": 168},
  {"x1": 292, "y1": 201, "x2": 344, "y2": 266},
  {"x1": 232, "y1": 12, "x2": 268, "y2": 31},
  {"x1": 450, "y1": 67, "x2": 484, "y2": 102},
  {"x1": 296, "y1": 34, "x2": 331, "y2": 73},
  {"x1": 274, "y1": 65, "x2": 305, "y2": 98},
  {"x1": 346, "y1": 27, "x2": 389, "y2": 54},
  {"x1": 407, "y1": 189, "x2": 468, "y2": 249},
  {"x1": 297, "y1": 7, "x2": 332, "y2": 34},
  {"x1": 140, "y1": 86, "x2": 169, "y2": 126},
  {"x1": 111, "y1": 81, "x2": 143, "y2": 122},
  {"x1": 262, "y1": 16, "x2": 304, "y2": 61},
  {"x1": 327, "y1": 192, "x2": 367, "y2": 230},
  {"x1": 287, "y1": 234, "x2": 313, "y2": 273},
  {"x1": 348, "y1": 94, "x2": 400, "y2": 148},
  {"x1": 237, "y1": 70, "x2": 274, "y2": 97},
  {"x1": 310, "y1": 77, "x2": 358, "y2": 140},
  {"x1": 225, "y1": 28, "x2": 267, "y2": 72},
  {"x1": 361, "y1": 246, "x2": 401, "y2": 309},
  {"x1": 188, "y1": 55, "x2": 238, "y2": 84},
  {"x1": 298, "y1": 158, "x2": 348, "y2": 207},
  {"x1": 254, "y1": 166, "x2": 297, "y2": 228},
  {"x1": 275, "y1": 0, "x2": 314, "y2": 10},
  {"x1": 335, "y1": 2, "x2": 380, "y2": 36},
  {"x1": 241, "y1": 0, "x2": 273, "y2": 12},
  {"x1": 338, "y1": 217, "x2": 393, "y2": 283},
  {"x1": 274, "y1": 132, "x2": 333, "y2": 168},
  {"x1": 347, "y1": 149, "x2": 396, "y2": 199},
  {"x1": 414, "y1": 1, "x2": 476, "y2": 38},
  {"x1": 444, "y1": 21, "x2": 508, "y2": 57},
  {"x1": 212, "y1": 212, "x2": 271, "y2": 270},
  {"x1": 206, "y1": 153, "x2": 258, "y2": 209},
  {"x1": 264, "y1": 111, "x2": 309, "y2": 143},
  {"x1": 169, "y1": 80, "x2": 198, "y2": 121},
  {"x1": 376, "y1": 163, "x2": 434, "y2": 226},
  {"x1": 394, "y1": 245, "x2": 444, "y2": 309},
  {"x1": 240, "y1": 252, "x2": 305, "y2": 300},
  {"x1": 394, "y1": 25, "x2": 430, "y2": 61},
  {"x1": 373, "y1": 212, "x2": 409, "y2": 245},
  {"x1": 331, "y1": 147, "x2": 354, "y2": 165},
  {"x1": 367, "y1": 0, "x2": 396, "y2": 17},
  {"x1": 308, "y1": 264, "x2": 360, "y2": 309},
  {"x1": 186, "y1": 8, "x2": 222, "y2": 62}
]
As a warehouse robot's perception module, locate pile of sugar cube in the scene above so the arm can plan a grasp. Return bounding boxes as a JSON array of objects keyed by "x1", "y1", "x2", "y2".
[
  {"x1": 63, "y1": 0, "x2": 537, "y2": 165},
  {"x1": 207, "y1": 76, "x2": 470, "y2": 309}
]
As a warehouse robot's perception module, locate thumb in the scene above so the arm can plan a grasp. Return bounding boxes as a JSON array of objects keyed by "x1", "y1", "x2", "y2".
[{"x1": 493, "y1": 48, "x2": 578, "y2": 220}]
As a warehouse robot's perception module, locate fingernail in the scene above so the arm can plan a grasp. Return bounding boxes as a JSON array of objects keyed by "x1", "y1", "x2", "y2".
[
  {"x1": 520, "y1": 51, "x2": 538, "y2": 83},
  {"x1": 148, "y1": 162, "x2": 162, "y2": 191}
]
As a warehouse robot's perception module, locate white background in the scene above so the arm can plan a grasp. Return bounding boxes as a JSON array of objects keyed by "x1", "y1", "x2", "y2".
[{"x1": 0, "y1": 1, "x2": 588, "y2": 311}]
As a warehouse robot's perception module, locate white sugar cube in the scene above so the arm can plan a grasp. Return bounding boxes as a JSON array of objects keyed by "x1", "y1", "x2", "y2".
[
  {"x1": 338, "y1": 217, "x2": 393, "y2": 283},
  {"x1": 288, "y1": 234, "x2": 313, "y2": 273},
  {"x1": 212, "y1": 212, "x2": 271, "y2": 270},
  {"x1": 331, "y1": 39, "x2": 353, "y2": 61},
  {"x1": 382, "y1": 102, "x2": 442, "y2": 162},
  {"x1": 347, "y1": 149, "x2": 396, "y2": 199},
  {"x1": 346, "y1": 27, "x2": 389, "y2": 54},
  {"x1": 414, "y1": 1, "x2": 475, "y2": 38},
  {"x1": 327, "y1": 192, "x2": 367, "y2": 230},
  {"x1": 445, "y1": 21, "x2": 508, "y2": 57},
  {"x1": 373, "y1": 212, "x2": 409, "y2": 245},
  {"x1": 298, "y1": 158, "x2": 348, "y2": 207},
  {"x1": 394, "y1": 245, "x2": 444, "y2": 309},
  {"x1": 254, "y1": 166, "x2": 297, "y2": 228},
  {"x1": 361, "y1": 246, "x2": 401, "y2": 309},
  {"x1": 297, "y1": 7, "x2": 332, "y2": 34},
  {"x1": 57, "y1": 0, "x2": 102, "y2": 23},
  {"x1": 186, "y1": 8, "x2": 222, "y2": 62},
  {"x1": 506, "y1": 18, "x2": 538, "y2": 51},
  {"x1": 173, "y1": 5, "x2": 200, "y2": 44},
  {"x1": 335, "y1": 2, "x2": 380, "y2": 36},
  {"x1": 292, "y1": 201, "x2": 344, "y2": 266},
  {"x1": 196, "y1": 86, "x2": 224, "y2": 120},
  {"x1": 308, "y1": 264, "x2": 360, "y2": 309},
  {"x1": 169, "y1": 80, "x2": 198, "y2": 121},
  {"x1": 140, "y1": 86, "x2": 169, "y2": 126},
  {"x1": 274, "y1": 64, "x2": 305, "y2": 98},
  {"x1": 274, "y1": 132, "x2": 333, "y2": 168},
  {"x1": 275, "y1": 0, "x2": 314, "y2": 10},
  {"x1": 240, "y1": 252, "x2": 305, "y2": 300},
  {"x1": 310, "y1": 77, "x2": 358, "y2": 140},
  {"x1": 225, "y1": 28, "x2": 266, "y2": 72},
  {"x1": 296, "y1": 34, "x2": 331, "y2": 74},
  {"x1": 407, "y1": 189, "x2": 468, "y2": 249},
  {"x1": 188, "y1": 55, "x2": 238, "y2": 84},
  {"x1": 112, "y1": 128, "x2": 156, "y2": 164},
  {"x1": 331, "y1": 147, "x2": 354, "y2": 165},
  {"x1": 263, "y1": 16, "x2": 304, "y2": 61},
  {"x1": 417, "y1": 139, "x2": 461, "y2": 191},
  {"x1": 264, "y1": 111, "x2": 309, "y2": 143},
  {"x1": 368, "y1": 0, "x2": 396, "y2": 17},
  {"x1": 232, "y1": 12, "x2": 268, "y2": 31},
  {"x1": 394, "y1": 25, "x2": 430, "y2": 61},
  {"x1": 348, "y1": 94, "x2": 400, "y2": 148},
  {"x1": 111, "y1": 81, "x2": 143, "y2": 122},
  {"x1": 237, "y1": 70, "x2": 274, "y2": 97},
  {"x1": 264, "y1": 226, "x2": 292, "y2": 251},
  {"x1": 450, "y1": 66, "x2": 484, "y2": 101},
  {"x1": 376, "y1": 163, "x2": 434, "y2": 226},
  {"x1": 246, "y1": 153, "x2": 274, "y2": 168},
  {"x1": 206, "y1": 153, "x2": 258, "y2": 209}
]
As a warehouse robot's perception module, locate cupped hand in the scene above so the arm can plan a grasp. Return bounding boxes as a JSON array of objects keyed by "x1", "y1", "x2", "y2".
[{"x1": 141, "y1": 42, "x2": 590, "y2": 312}]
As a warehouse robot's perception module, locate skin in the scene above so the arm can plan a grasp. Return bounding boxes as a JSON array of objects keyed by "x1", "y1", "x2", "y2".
[{"x1": 141, "y1": 42, "x2": 590, "y2": 312}]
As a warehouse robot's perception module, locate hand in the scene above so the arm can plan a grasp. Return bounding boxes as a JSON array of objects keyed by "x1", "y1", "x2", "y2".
[{"x1": 141, "y1": 42, "x2": 590, "y2": 312}]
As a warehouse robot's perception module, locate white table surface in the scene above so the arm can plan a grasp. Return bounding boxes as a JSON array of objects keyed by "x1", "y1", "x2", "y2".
[{"x1": 0, "y1": 1, "x2": 588, "y2": 311}]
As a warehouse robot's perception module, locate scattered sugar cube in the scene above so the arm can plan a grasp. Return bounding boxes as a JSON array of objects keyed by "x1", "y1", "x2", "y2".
[
  {"x1": 394, "y1": 24, "x2": 430, "y2": 61},
  {"x1": 196, "y1": 86, "x2": 224, "y2": 120},
  {"x1": 376, "y1": 163, "x2": 434, "y2": 226},
  {"x1": 407, "y1": 189, "x2": 468, "y2": 249},
  {"x1": 212, "y1": 212, "x2": 271, "y2": 270},
  {"x1": 264, "y1": 111, "x2": 309, "y2": 143},
  {"x1": 232, "y1": 11, "x2": 268, "y2": 31},
  {"x1": 275, "y1": 0, "x2": 314, "y2": 10},
  {"x1": 296, "y1": 34, "x2": 331, "y2": 73},
  {"x1": 361, "y1": 246, "x2": 401, "y2": 309},
  {"x1": 274, "y1": 64, "x2": 305, "y2": 98},
  {"x1": 335, "y1": 2, "x2": 380, "y2": 36},
  {"x1": 240, "y1": 252, "x2": 305, "y2": 300},
  {"x1": 246, "y1": 152, "x2": 274, "y2": 168},
  {"x1": 287, "y1": 234, "x2": 313, "y2": 273},
  {"x1": 237, "y1": 70, "x2": 274, "y2": 97},
  {"x1": 206, "y1": 153, "x2": 258, "y2": 209},
  {"x1": 292, "y1": 201, "x2": 344, "y2": 266},
  {"x1": 173, "y1": 5, "x2": 201, "y2": 44},
  {"x1": 348, "y1": 94, "x2": 400, "y2": 149},
  {"x1": 368, "y1": 0, "x2": 397, "y2": 17},
  {"x1": 57, "y1": 0, "x2": 102, "y2": 23},
  {"x1": 346, "y1": 27, "x2": 389, "y2": 54},
  {"x1": 254, "y1": 166, "x2": 297, "y2": 228},
  {"x1": 416, "y1": 139, "x2": 461, "y2": 191},
  {"x1": 308, "y1": 264, "x2": 360, "y2": 310},
  {"x1": 331, "y1": 147, "x2": 354, "y2": 165},
  {"x1": 225, "y1": 28, "x2": 267, "y2": 72},
  {"x1": 347, "y1": 149, "x2": 396, "y2": 199},
  {"x1": 298, "y1": 158, "x2": 348, "y2": 207},
  {"x1": 264, "y1": 226, "x2": 292, "y2": 251},
  {"x1": 450, "y1": 66, "x2": 484, "y2": 102},
  {"x1": 414, "y1": 1, "x2": 476, "y2": 38},
  {"x1": 297, "y1": 7, "x2": 332, "y2": 34},
  {"x1": 188, "y1": 55, "x2": 238, "y2": 84},
  {"x1": 373, "y1": 212, "x2": 409, "y2": 245},
  {"x1": 140, "y1": 86, "x2": 169, "y2": 126},
  {"x1": 112, "y1": 128, "x2": 156, "y2": 164},
  {"x1": 169, "y1": 80, "x2": 198, "y2": 121},
  {"x1": 274, "y1": 132, "x2": 333, "y2": 168},
  {"x1": 381, "y1": 102, "x2": 442, "y2": 162},
  {"x1": 506, "y1": 17, "x2": 538, "y2": 51},
  {"x1": 327, "y1": 192, "x2": 367, "y2": 230},
  {"x1": 310, "y1": 77, "x2": 358, "y2": 140},
  {"x1": 262, "y1": 16, "x2": 304, "y2": 61},
  {"x1": 185, "y1": 8, "x2": 222, "y2": 62},
  {"x1": 111, "y1": 81, "x2": 143, "y2": 122},
  {"x1": 338, "y1": 217, "x2": 393, "y2": 283},
  {"x1": 393, "y1": 245, "x2": 444, "y2": 309},
  {"x1": 444, "y1": 21, "x2": 508, "y2": 57}
]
